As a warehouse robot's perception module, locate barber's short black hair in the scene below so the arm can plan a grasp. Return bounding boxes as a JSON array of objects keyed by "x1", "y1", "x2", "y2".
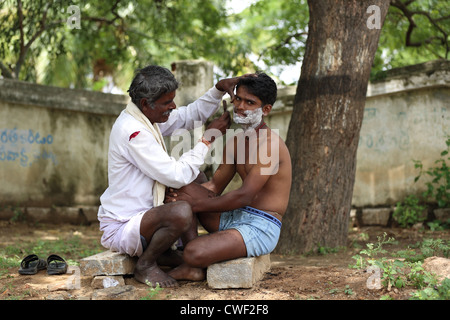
[
  {"x1": 127, "y1": 65, "x2": 179, "y2": 108},
  {"x1": 236, "y1": 72, "x2": 277, "y2": 106}
]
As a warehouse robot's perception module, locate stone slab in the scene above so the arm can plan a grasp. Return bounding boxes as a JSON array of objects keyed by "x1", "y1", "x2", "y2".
[
  {"x1": 422, "y1": 256, "x2": 450, "y2": 282},
  {"x1": 91, "y1": 275, "x2": 125, "y2": 289},
  {"x1": 361, "y1": 208, "x2": 392, "y2": 226},
  {"x1": 434, "y1": 208, "x2": 450, "y2": 223},
  {"x1": 91, "y1": 285, "x2": 138, "y2": 300},
  {"x1": 80, "y1": 251, "x2": 137, "y2": 276},
  {"x1": 207, "y1": 255, "x2": 271, "y2": 289}
]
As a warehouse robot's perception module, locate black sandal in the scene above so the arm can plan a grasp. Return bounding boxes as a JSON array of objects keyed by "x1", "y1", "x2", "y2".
[
  {"x1": 18, "y1": 254, "x2": 47, "y2": 275},
  {"x1": 46, "y1": 254, "x2": 68, "y2": 275}
]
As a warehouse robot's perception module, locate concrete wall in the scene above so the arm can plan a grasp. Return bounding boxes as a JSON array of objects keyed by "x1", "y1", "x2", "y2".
[
  {"x1": 265, "y1": 59, "x2": 449, "y2": 208},
  {"x1": 0, "y1": 79, "x2": 126, "y2": 208},
  {"x1": 0, "y1": 59, "x2": 448, "y2": 222}
]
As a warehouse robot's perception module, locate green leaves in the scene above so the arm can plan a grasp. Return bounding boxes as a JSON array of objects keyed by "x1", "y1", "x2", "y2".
[
  {"x1": 1, "y1": 0, "x2": 449, "y2": 88},
  {"x1": 414, "y1": 137, "x2": 450, "y2": 208},
  {"x1": 393, "y1": 194, "x2": 427, "y2": 228}
]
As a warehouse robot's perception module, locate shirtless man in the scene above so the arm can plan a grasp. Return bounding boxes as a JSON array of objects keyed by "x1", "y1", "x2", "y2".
[{"x1": 165, "y1": 72, "x2": 292, "y2": 281}]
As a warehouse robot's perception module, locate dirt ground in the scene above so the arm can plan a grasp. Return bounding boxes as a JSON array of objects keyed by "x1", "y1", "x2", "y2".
[{"x1": 0, "y1": 219, "x2": 448, "y2": 301}]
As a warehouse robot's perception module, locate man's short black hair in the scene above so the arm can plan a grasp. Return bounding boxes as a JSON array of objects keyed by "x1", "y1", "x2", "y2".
[{"x1": 236, "y1": 72, "x2": 277, "y2": 106}]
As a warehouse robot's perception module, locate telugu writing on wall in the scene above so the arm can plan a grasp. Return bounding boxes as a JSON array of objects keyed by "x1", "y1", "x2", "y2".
[{"x1": 0, "y1": 128, "x2": 57, "y2": 167}]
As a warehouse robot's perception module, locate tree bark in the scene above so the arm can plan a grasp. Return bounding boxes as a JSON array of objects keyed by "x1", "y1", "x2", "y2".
[{"x1": 275, "y1": 0, "x2": 390, "y2": 254}]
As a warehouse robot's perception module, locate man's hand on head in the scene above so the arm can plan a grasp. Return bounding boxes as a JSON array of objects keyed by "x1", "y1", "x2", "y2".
[{"x1": 215, "y1": 74, "x2": 257, "y2": 102}]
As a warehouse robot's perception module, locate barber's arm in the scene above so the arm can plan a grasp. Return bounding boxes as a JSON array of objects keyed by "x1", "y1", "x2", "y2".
[
  {"x1": 159, "y1": 75, "x2": 255, "y2": 136},
  {"x1": 126, "y1": 129, "x2": 207, "y2": 188},
  {"x1": 158, "y1": 86, "x2": 224, "y2": 136}
]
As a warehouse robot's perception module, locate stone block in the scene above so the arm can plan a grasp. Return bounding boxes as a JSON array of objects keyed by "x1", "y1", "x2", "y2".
[
  {"x1": 80, "y1": 206, "x2": 100, "y2": 223},
  {"x1": 422, "y1": 257, "x2": 450, "y2": 282},
  {"x1": 80, "y1": 251, "x2": 137, "y2": 276},
  {"x1": 433, "y1": 208, "x2": 450, "y2": 223},
  {"x1": 361, "y1": 208, "x2": 391, "y2": 226},
  {"x1": 207, "y1": 255, "x2": 271, "y2": 289},
  {"x1": 91, "y1": 275, "x2": 125, "y2": 289},
  {"x1": 26, "y1": 207, "x2": 52, "y2": 222},
  {"x1": 92, "y1": 285, "x2": 137, "y2": 300}
]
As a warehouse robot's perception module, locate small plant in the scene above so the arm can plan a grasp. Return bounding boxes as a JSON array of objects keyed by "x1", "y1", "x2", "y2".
[
  {"x1": 396, "y1": 238, "x2": 450, "y2": 262},
  {"x1": 413, "y1": 137, "x2": 450, "y2": 208},
  {"x1": 141, "y1": 281, "x2": 163, "y2": 300},
  {"x1": 410, "y1": 278, "x2": 450, "y2": 300},
  {"x1": 377, "y1": 259, "x2": 406, "y2": 289},
  {"x1": 393, "y1": 194, "x2": 426, "y2": 227},
  {"x1": 9, "y1": 206, "x2": 25, "y2": 222},
  {"x1": 427, "y1": 219, "x2": 450, "y2": 231},
  {"x1": 344, "y1": 285, "x2": 354, "y2": 295},
  {"x1": 351, "y1": 235, "x2": 448, "y2": 300},
  {"x1": 350, "y1": 232, "x2": 396, "y2": 269}
]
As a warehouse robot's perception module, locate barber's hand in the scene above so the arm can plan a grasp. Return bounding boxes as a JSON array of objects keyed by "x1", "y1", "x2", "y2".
[
  {"x1": 215, "y1": 74, "x2": 256, "y2": 102},
  {"x1": 204, "y1": 101, "x2": 231, "y2": 142},
  {"x1": 165, "y1": 183, "x2": 217, "y2": 209},
  {"x1": 165, "y1": 187, "x2": 194, "y2": 205}
]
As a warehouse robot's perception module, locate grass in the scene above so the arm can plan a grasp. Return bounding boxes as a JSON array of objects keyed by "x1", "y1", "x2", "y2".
[{"x1": 0, "y1": 223, "x2": 103, "y2": 277}]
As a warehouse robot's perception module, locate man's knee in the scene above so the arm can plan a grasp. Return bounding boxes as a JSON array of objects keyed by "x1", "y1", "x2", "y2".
[
  {"x1": 168, "y1": 201, "x2": 193, "y2": 231},
  {"x1": 183, "y1": 241, "x2": 211, "y2": 268}
]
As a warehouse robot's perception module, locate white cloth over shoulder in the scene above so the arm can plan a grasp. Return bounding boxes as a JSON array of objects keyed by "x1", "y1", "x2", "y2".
[
  {"x1": 124, "y1": 101, "x2": 167, "y2": 207},
  {"x1": 98, "y1": 86, "x2": 224, "y2": 222}
]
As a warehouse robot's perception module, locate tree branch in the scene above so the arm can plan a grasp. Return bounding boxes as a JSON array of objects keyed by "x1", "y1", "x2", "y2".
[
  {"x1": 0, "y1": 61, "x2": 14, "y2": 79},
  {"x1": 390, "y1": 0, "x2": 449, "y2": 58},
  {"x1": 11, "y1": 0, "x2": 126, "y2": 79}
]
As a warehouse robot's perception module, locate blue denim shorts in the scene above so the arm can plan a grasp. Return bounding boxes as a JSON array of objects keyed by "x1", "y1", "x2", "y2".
[{"x1": 219, "y1": 206, "x2": 282, "y2": 257}]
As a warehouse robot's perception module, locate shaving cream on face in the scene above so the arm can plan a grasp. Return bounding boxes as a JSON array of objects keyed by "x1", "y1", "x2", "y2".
[{"x1": 233, "y1": 108, "x2": 263, "y2": 131}]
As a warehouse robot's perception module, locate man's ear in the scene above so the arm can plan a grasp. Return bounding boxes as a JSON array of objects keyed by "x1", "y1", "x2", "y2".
[
  {"x1": 262, "y1": 104, "x2": 272, "y2": 116},
  {"x1": 140, "y1": 98, "x2": 149, "y2": 110}
]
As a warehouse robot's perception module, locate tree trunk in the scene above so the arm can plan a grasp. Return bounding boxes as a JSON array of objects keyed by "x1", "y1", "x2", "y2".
[{"x1": 276, "y1": 0, "x2": 390, "y2": 254}]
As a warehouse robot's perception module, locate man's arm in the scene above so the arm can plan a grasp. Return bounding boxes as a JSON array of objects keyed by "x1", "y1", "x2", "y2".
[
  {"x1": 196, "y1": 164, "x2": 271, "y2": 212},
  {"x1": 159, "y1": 75, "x2": 255, "y2": 136},
  {"x1": 127, "y1": 129, "x2": 208, "y2": 189},
  {"x1": 158, "y1": 87, "x2": 224, "y2": 136},
  {"x1": 167, "y1": 162, "x2": 271, "y2": 213}
]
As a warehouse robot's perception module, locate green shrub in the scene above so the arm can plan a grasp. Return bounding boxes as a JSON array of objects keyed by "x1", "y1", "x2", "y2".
[
  {"x1": 393, "y1": 194, "x2": 426, "y2": 228},
  {"x1": 414, "y1": 137, "x2": 450, "y2": 208}
]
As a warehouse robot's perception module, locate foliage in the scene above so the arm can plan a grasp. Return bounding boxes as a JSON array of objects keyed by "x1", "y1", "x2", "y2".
[
  {"x1": 427, "y1": 218, "x2": 450, "y2": 231},
  {"x1": 393, "y1": 194, "x2": 426, "y2": 227},
  {"x1": 410, "y1": 278, "x2": 450, "y2": 300},
  {"x1": 142, "y1": 281, "x2": 163, "y2": 300},
  {"x1": 394, "y1": 137, "x2": 450, "y2": 229},
  {"x1": 1, "y1": 0, "x2": 448, "y2": 89},
  {"x1": 0, "y1": 0, "x2": 235, "y2": 90},
  {"x1": 230, "y1": 0, "x2": 309, "y2": 84},
  {"x1": 350, "y1": 232, "x2": 397, "y2": 269},
  {"x1": 413, "y1": 137, "x2": 450, "y2": 208},
  {"x1": 371, "y1": 0, "x2": 450, "y2": 77},
  {"x1": 350, "y1": 233, "x2": 450, "y2": 300},
  {"x1": 408, "y1": 238, "x2": 450, "y2": 260}
]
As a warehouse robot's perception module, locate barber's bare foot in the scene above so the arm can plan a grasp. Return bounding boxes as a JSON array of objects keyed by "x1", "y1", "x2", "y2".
[
  {"x1": 168, "y1": 263, "x2": 205, "y2": 281},
  {"x1": 134, "y1": 263, "x2": 178, "y2": 288}
]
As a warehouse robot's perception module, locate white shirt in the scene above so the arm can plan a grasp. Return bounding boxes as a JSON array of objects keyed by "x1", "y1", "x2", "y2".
[{"x1": 98, "y1": 86, "x2": 224, "y2": 222}]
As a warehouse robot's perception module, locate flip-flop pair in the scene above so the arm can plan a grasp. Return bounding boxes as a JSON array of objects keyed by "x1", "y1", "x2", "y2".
[{"x1": 18, "y1": 254, "x2": 68, "y2": 275}]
